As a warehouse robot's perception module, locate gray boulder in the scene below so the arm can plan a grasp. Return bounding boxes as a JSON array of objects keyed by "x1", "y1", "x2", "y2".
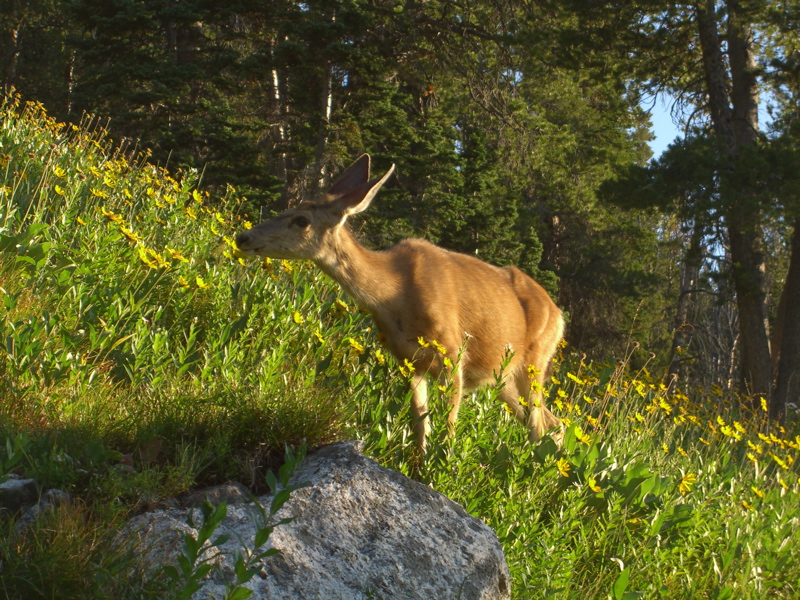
[
  {"x1": 0, "y1": 474, "x2": 37, "y2": 513},
  {"x1": 127, "y1": 441, "x2": 510, "y2": 600}
]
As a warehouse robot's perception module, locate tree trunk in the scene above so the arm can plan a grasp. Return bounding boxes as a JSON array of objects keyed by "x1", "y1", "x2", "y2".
[
  {"x1": 314, "y1": 59, "x2": 333, "y2": 194},
  {"x1": 696, "y1": 0, "x2": 772, "y2": 404},
  {"x1": 669, "y1": 227, "x2": 703, "y2": 382},
  {"x1": 269, "y1": 37, "x2": 289, "y2": 207},
  {"x1": 772, "y1": 219, "x2": 800, "y2": 421},
  {"x1": 2, "y1": 1, "x2": 22, "y2": 95}
]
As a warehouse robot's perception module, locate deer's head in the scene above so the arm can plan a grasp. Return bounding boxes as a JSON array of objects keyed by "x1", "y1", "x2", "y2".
[{"x1": 235, "y1": 155, "x2": 394, "y2": 261}]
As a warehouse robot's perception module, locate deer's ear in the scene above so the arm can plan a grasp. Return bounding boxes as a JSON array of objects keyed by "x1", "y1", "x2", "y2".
[
  {"x1": 334, "y1": 164, "x2": 395, "y2": 217},
  {"x1": 326, "y1": 154, "x2": 371, "y2": 199}
]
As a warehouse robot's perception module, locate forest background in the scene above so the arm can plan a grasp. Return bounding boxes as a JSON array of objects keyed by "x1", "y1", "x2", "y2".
[{"x1": 2, "y1": 0, "x2": 800, "y2": 416}]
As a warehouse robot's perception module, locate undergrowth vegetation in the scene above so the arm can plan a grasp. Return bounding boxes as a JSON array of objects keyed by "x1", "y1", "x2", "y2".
[{"x1": 1, "y1": 98, "x2": 798, "y2": 599}]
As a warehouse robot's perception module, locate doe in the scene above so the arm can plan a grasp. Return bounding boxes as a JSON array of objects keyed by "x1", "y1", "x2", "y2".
[{"x1": 235, "y1": 155, "x2": 564, "y2": 451}]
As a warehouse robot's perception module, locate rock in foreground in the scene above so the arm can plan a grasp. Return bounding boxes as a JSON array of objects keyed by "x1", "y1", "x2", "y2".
[{"x1": 127, "y1": 441, "x2": 510, "y2": 600}]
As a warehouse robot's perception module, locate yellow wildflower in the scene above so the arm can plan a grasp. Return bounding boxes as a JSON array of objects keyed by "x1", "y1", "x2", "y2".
[
  {"x1": 567, "y1": 372, "x2": 585, "y2": 385},
  {"x1": 678, "y1": 473, "x2": 697, "y2": 496},
  {"x1": 574, "y1": 426, "x2": 591, "y2": 445},
  {"x1": 374, "y1": 349, "x2": 386, "y2": 364},
  {"x1": 100, "y1": 206, "x2": 124, "y2": 223},
  {"x1": 747, "y1": 440, "x2": 763, "y2": 454},
  {"x1": 119, "y1": 225, "x2": 141, "y2": 243},
  {"x1": 770, "y1": 453, "x2": 789, "y2": 470},
  {"x1": 196, "y1": 276, "x2": 210, "y2": 289},
  {"x1": 587, "y1": 476, "x2": 602, "y2": 493},
  {"x1": 751, "y1": 486, "x2": 765, "y2": 499},
  {"x1": 165, "y1": 247, "x2": 189, "y2": 263},
  {"x1": 137, "y1": 246, "x2": 158, "y2": 269},
  {"x1": 347, "y1": 338, "x2": 365, "y2": 354},
  {"x1": 417, "y1": 337, "x2": 430, "y2": 348},
  {"x1": 556, "y1": 457, "x2": 571, "y2": 478},
  {"x1": 292, "y1": 311, "x2": 304, "y2": 324}
]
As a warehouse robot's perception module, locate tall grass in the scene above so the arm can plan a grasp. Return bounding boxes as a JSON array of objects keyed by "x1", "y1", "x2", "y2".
[{"x1": 1, "y1": 96, "x2": 797, "y2": 599}]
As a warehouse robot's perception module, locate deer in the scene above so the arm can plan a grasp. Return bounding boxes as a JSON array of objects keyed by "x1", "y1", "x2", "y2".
[{"x1": 235, "y1": 154, "x2": 564, "y2": 452}]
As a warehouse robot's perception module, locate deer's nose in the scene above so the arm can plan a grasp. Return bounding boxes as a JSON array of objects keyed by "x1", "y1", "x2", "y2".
[{"x1": 235, "y1": 231, "x2": 251, "y2": 249}]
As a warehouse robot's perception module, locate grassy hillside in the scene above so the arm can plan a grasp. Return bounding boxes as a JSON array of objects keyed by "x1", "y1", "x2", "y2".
[{"x1": 1, "y1": 97, "x2": 798, "y2": 599}]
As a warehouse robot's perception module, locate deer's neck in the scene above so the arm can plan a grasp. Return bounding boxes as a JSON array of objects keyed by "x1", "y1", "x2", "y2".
[{"x1": 315, "y1": 226, "x2": 399, "y2": 311}]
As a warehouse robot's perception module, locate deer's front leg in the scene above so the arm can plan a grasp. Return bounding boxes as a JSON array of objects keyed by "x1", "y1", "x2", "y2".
[
  {"x1": 410, "y1": 374, "x2": 430, "y2": 451},
  {"x1": 445, "y1": 363, "x2": 463, "y2": 437}
]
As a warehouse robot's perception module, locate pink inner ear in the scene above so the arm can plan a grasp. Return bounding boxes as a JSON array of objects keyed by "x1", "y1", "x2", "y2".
[
  {"x1": 336, "y1": 179, "x2": 375, "y2": 213},
  {"x1": 327, "y1": 154, "x2": 371, "y2": 198}
]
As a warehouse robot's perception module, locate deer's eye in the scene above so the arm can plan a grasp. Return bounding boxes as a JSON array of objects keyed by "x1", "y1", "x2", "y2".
[{"x1": 292, "y1": 215, "x2": 310, "y2": 228}]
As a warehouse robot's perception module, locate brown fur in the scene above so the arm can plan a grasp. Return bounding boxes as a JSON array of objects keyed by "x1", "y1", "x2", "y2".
[{"x1": 236, "y1": 155, "x2": 564, "y2": 450}]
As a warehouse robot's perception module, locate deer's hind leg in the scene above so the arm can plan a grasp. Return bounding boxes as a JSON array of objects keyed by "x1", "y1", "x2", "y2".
[
  {"x1": 501, "y1": 365, "x2": 563, "y2": 446},
  {"x1": 410, "y1": 374, "x2": 431, "y2": 452}
]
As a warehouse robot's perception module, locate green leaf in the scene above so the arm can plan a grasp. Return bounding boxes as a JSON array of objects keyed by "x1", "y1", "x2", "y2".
[
  {"x1": 532, "y1": 437, "x2": 559, "y2": 464},
  {"x1": 716, "y1": 586, "x2": 734, "y2": 600},
  {"x1": 163, "y1": 565, "x2": 180, "y2": 581},
  {"x1": 270, "y1": 489, "x2": 292, "y2": 515},
  {"x1": 266, "y1": 470, "x2": 278, "y2": 495},
  {"x1": 227, "y1": 587, "x2": 253, "y2": 600},
  {"x1": 254, "y1": 526, "x2": 274, "y2": 549},
  {"x1": 612, "y1": 567, "x2": 629, "y2": 600}
]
